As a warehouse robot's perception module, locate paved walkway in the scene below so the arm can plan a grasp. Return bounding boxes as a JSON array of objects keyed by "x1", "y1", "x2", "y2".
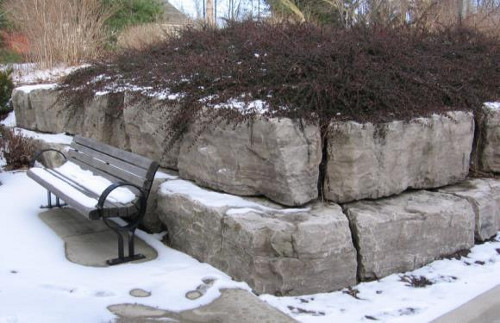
[
  {"x1": 40, "y1": 208, "x2": 296, "y2": 322},
  {"x1": 431, "y1": 284, "x2": 500, "y2": 323}
]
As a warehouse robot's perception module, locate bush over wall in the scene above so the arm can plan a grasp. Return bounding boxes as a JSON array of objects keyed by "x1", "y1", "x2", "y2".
[
  {"x1": 0, "y1": 68, "x2": 13, "y2": 115},
  {"x1": 0, "y1": 126, "x2": 36, "y2": 170},
  {"x1": 62, "y1": 21, "x2": 500, "y2": 143}
]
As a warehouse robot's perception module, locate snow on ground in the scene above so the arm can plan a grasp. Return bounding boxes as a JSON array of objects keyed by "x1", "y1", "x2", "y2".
[
  {"x1": 5, "y1": 64, "x2": 87, "y2": 86},
  {"x1": 0, "y1": 164, "x2": 498, "y2": 322},
  {"x1": 0, "y1": 171, "x2": 249, "y2": 323},
  {"x1": 485, "y1": 102, "x2": 500, "y2": 110},
  {"x1": 1, "y1": 111, "x2": 73, "y2": 145},
  {"x1": 261, "y1": 237, "x2": 500, "y2": 322}
]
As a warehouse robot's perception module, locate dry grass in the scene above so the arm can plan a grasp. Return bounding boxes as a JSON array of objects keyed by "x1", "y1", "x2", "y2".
[
  {"x1": 117, "y1": 23, "x2": 184, "y2": 51},
  {"x1": 2, "y1": 0, "x2": 116, "y2": 68}
]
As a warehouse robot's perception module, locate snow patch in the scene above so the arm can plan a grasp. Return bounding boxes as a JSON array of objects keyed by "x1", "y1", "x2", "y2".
[
  {"x1": 160, "y1": 179, "x2": 309, "y2": 215},
  {"x1": 14, "y1": 128, "x2": 73, "y2": 145},
  {"x1": 15, "y1": 83, "x2": 58, "y2": 94},
  {"x1": 484, "y1": 102, "x2": 500, "y2": 110},
  {"x1": 0, "y1": 111, "x2": 16, "y2": 127}
]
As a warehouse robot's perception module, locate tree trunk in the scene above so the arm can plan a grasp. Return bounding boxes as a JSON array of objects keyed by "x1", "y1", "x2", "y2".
[{"x1": 206, "y1": 0, "x2": 215, "y2": 25}]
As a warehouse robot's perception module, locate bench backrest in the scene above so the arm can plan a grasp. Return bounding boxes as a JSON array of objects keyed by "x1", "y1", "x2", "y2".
[{"x1": 68, "y1": 136, "x2": 159, "y2": 197}]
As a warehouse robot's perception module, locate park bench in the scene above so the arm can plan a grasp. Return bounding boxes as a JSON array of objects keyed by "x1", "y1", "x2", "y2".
[{"x1": 27, "y1": 135, "x2": 159, "y2": 265}]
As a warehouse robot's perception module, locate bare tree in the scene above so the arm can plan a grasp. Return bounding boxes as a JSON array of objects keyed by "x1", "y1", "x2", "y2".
[{"x1": 207, "y1": 0, "x2": 215, "y2": 24}]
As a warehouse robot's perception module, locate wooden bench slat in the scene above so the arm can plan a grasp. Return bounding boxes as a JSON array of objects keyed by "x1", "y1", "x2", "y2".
[
  {"x1": 70, "y1": 143, "x2": 149, "y2": 179},
  {"x1": 27, "y1": 168, "x2": 137, "y2": 220},
  {"x1": 68, "y1": 156, "x2": 124, "y2": 186},
  {"x1": 67, "y1": 150, "x2": 146, "y2": 189},
  {"x1": 45, "y1": 168, "x2": 124, "y2": 209},
  {"x1": 74, "y1": 135, "x2": 153, "y2": 169}
]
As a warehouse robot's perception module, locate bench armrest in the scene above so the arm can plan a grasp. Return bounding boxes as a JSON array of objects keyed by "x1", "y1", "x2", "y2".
[
  {"x1": 30, "y1": 149, "x2": 67, "y2": 168},
  {"x1": 97, "y1": 182, "x2": 147, "y2": 229}
]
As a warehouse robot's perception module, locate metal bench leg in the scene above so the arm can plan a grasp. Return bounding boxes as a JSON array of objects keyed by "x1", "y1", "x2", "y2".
[
  {"x1": 40, "y1": 191, "x2": 53, "y2": 209},
  {"x1": 103, "y1": 218, "x2": 145, "y2": 266},
  {"x1": 55, "y1": 196, "x2": 67, "y2": 208},
  {"x1": 41, "y1": 191, "x2": 67, "y2": 209}
]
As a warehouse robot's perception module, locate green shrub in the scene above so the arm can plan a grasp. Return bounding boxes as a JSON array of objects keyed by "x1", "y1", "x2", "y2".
[
  {"x1": 0, "y1": 48, "x2": 22, "y2": 64},
  {"x1": 105, "y1": 0, "x2": 165, "y2": 33},
  {"x1": 0, "y1": 67, "x2": 13, "y2": 115}
]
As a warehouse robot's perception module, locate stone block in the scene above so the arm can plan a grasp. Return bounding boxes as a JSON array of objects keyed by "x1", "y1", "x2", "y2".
[
  {"x1": 157, "y1": 178, "x2": 357, "y2": 295},
  {"x1": 177, "y1": 117, "x2": 322, "y2": 206},
  {"x1": 81, "y1": 92, "x2": 129, "y2": 150},
  {"x1": 12, "y1": 85, "x2": 83, "y2": 135},
  {"x1": 325, "y1": 112, "x2": 474, "y2": 203},
  {"x1": 475, "y1": 102, "x2": 500, "y2": 173},
  {"x1": 344, "y1": 190, "x2": 475, "y2": 281},
  {"x1": 123, "y1": 94, "x2": 181, "y2": 169},
  {"x1": 439, "y1": 178, "x2": 500, "y2": 241},
  {"x1": 142, "y1": 176, "x2": 169, "y2": 233}
]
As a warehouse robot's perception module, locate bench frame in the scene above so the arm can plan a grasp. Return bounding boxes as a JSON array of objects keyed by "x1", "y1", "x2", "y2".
[{"x1": 28, "y1": 136, "x2": 159, "y2": 265}]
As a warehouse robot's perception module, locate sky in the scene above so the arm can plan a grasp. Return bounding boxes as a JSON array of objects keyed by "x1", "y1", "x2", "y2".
[{"x1": 168, "y1": 0, "x2": 271, "y2": 23}]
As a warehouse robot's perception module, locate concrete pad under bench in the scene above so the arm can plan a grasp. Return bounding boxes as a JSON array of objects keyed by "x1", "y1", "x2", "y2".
[
  {"x1": 344, "y1": 190, "x2": 475, "y2": 281},
  {"x1": 39, "y1": 208, "x2": 157, "y2": 267},
  {"x1": 157, "y1": 179, "x2": 357, "y2": 296},
  {"x1": 109, "y1": 288, "x2": 296, "y2": 322},
  {"x1": 439, "y1": 178, "x2": 500, "y2": 241}
]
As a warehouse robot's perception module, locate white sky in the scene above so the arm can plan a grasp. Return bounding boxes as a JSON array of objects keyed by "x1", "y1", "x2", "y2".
[{"x1": 168, "y1": 0, "x2": 270, "y2": 22}]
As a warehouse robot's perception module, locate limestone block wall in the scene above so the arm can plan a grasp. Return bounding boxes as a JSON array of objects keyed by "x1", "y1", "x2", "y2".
[
  {"x1": 152, "y1": 176, "x2": 498, "y2": 295},
  {"x1": 325, "y1": 112, "x2": 474, "y2": 203},
  {"x1": 15, "y1": 87, "x2": 500, "y2": 296},
  {"x1": 475, "y1": 102, "x2": 500, "y2": 173},
  {"x1": 13, "y1": 87, "x2": 322, "y2": 207},
  {"x1": 11, "y1": 85, "x2": 498, "y2": 208},
  {"x1": 157, "y1": 178, "x2": 357, "y2": 296},
  {"x1": 344, "y1": 191, "x2": 475, "y2": 280},
  {"x1": 439, "y1": 178, "x2": 500, "y2": 241},
  {"x1": 177, "y1": 117, "x2": 322, "y2": 206}
]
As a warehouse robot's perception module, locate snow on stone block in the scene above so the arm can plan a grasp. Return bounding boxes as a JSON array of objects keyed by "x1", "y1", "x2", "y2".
[
  {"x1": 12, "y1": 86, "x2": 127, "y2": 146},
  {"x1": 177, "y1": 117, "x2": 322, "y2": 207},
  {"x1": 475, "y1": 102, "x2": 500, "y2": 173},
  {"x1": 325, "y1": 111, "x2": 474, "y2": 203},
  {"x1": 12, "y1": 85, "x2": 82, "y2": 134},
  {"x1": 344, "y1": 190, "x2": 475, "y2": 281},
  {"x1": 157, "y1": 179, "x2": 357, "y2": 295},
  {"x1": 439, "y1": 178, "x2": 500, "y2": 241}
]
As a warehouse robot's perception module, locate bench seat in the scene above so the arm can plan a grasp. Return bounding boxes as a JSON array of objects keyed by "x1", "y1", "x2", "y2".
[
  {"x1": 27, "y1": 135, "x2": 159, "y2": 265},
  {"x1": 28, "y1": 163, "x2": 139, "y2": 220}
]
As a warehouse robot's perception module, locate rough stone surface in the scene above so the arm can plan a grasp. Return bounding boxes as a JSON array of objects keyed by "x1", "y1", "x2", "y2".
[
  {"x1": 344, "y1": 190, "x2": 475, "y2": 281},
  {"x1": 325, "y1": 111, "x2": 474, "y2": 203},
  {"x1": 123, "y1": 94, "x2": 181, "y2": 169},
  {"x1": 12, "y1": 86, "x2": 83, "y2": 134},
  {"x1": 80, "y1": 92, "x2": 129, "y2": 150},
  {"x1": 157, "y1": 178, "x2": 357, "y2": 295},
  {"x1": 475, "y1": 102, "x2": 500, "y2": 173},
  {"x1": 178, "y1": 117, "x2": 322, "y2": 206},
  {"x1": 30, "y1": 139, "x2": 69, "y2": 168},
  {"x1": 439, "y1": 178, "x2": 500, "y2": 241},
  {"x1": 142, "y1": 176, "x2": 168, "y2": 233}
]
